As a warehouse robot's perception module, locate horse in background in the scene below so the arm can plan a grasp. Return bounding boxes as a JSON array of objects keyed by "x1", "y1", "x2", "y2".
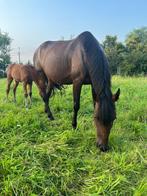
[
  {"x1": 6, "y1": 63, "x2": 47, "y2": 108},
  {"x1": 33, "y1": 31, "x2": 120, "y2": 152}
]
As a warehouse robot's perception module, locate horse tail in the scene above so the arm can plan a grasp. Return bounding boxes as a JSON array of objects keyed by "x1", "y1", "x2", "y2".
[
  {"x1": 80, "y1": 32, "x2": 115, "y2": 125},
  {"x1": 5, "y1": 64, "x2": 12, "y2": 77},
  {"x1": 5, "y1": 66, "x2": 9, "y2": 74},
  {"x1": 33, "y1": 47, "x2": 42, "y2": 71},
  {"x1": 50, "y1": 83, "x2": 64, "y2": 97}
]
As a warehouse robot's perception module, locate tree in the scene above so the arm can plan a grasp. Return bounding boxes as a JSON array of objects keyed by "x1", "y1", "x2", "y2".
[
  {"x1": 124, "y1": 27, "x2": 147, "y2": 75},
  {"x1": 0, "y1": 30, "x2": 11, "y2": 70},
  {"x1": 102, "y1": 35, "x2": 126, "y2": 75}
]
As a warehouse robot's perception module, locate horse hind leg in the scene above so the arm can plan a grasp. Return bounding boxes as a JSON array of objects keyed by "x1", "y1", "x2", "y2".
[
  {"x1": 27, "y1": 83, "x2": 32, "y2": 106},
  {"x1": 13, "y1": 80, "x2": 19, "y2": 102},
  {"x1": 72, "y1": 81, "x2": 82, "y2": 129},
  {"x1": 45, "y1": 83, "x2": 54, "y2": 120},
  {"x1": 38, "y1": 79, "x2": 54, "y2": 120},
  {"x1": 23, "y1": 82, "x2": 28, "y2": 108},
  {"x1": 6, "y1": 78, "x2": 13, "y2": 101}
]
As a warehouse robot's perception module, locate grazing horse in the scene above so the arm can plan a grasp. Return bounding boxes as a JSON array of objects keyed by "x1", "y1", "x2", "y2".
[
  {"x1": 33, "y1": 31, "x2": 120, "y2": 151},
  {"x1": 6, "y1": 63, "x2": 47, "y2": 107}
]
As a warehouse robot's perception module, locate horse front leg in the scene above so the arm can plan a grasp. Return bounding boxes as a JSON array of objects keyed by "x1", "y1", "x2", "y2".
[{"x1": 72, "y1": 82, "x2": 82, "y2": 129}]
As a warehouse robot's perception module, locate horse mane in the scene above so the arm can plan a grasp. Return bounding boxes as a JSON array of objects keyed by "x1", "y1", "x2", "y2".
[{"x1": 78, "y1": 31, "x2": 115, "y2": 125}]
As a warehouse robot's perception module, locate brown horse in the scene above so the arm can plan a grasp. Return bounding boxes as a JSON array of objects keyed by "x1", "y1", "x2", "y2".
[
  {"x1": 33, "y1": 31, "x2": 120, "y2": 152},
  {"x1": 6, "y1": 63, "x2": 47, "y2": 107}
]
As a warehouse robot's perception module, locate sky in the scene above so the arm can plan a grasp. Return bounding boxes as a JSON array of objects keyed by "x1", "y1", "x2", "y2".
[{"x1": 0, "y1": 0, "x2": 147, "y2": 63}]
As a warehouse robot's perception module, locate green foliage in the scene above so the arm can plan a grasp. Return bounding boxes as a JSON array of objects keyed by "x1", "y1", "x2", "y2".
[
  {"x1": 102, "y1": 27, "x2": 147, "y2": 76},
  {"x1": 124, "y1": 27, "x2": 147, "y2": 75},
  {"x1": 0, "y1": 30, "x2": 11, "y2": 71},
  {"x1": 0, "y1": 77, "x2": 146, "y2": 195},
  {"x1": 103, "y1": 35, "x2": 126, "y2": 75}
]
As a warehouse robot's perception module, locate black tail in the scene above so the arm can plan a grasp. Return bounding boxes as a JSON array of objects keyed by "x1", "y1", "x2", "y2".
[{"x1": 51, "y1": 83, "x2": 64, "y2": 97}]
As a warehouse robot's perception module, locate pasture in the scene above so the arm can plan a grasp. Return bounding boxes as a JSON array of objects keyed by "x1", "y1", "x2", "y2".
[{"x1": 0, "y1": 76, "x2": 146, "y2": 195}]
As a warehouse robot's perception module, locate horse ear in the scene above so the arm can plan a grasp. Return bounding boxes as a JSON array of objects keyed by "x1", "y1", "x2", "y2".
[{"x1": 112, "y1": 88, "x2": 120, "y2": 102}]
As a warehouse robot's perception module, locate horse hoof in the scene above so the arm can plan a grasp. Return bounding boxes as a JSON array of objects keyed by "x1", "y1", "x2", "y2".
[
  {"x1": 44, "y1": 109, "x2": 48, "y2": 113},
  {"x1": 100, "y1": 145, "x2": 109, "y2": 152},
  {"x1": 48, "y1": 116, "x2": 54, "y2": 120},
  {"x1": 72, "y1": 123, "x2": 77, "y2": 129},
  {"x1": 96, "y1": 143, "x2": 109, "y2": 152}
]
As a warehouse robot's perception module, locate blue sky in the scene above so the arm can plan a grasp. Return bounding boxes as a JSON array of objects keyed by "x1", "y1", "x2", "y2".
[{"x1": 0, "y1": 0, "x2": 147, "y2": 62}]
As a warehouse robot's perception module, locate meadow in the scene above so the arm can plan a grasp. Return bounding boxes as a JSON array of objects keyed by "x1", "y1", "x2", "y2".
[{"x1": 0, "y1": 76, "x2": 146, "y2": 195}]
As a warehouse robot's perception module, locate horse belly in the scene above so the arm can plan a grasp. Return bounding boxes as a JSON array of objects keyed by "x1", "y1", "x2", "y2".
[
  {"x1": 45, "y1": 63, "x2": 84, "y2": 85},
  {"x1": 42, "y1": 58, "x2": 73, "y2": 84}
]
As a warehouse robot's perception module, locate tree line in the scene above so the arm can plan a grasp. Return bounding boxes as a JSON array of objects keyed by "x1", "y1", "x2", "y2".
[
  {"x1": 0, "y1": 30, "x2": 11, "y2": 76},
  {"x1": 0, "y1": 27, "x2": 147, "y2": 77},
  {"x1": 102, "y1": 27, "x2": 147, "y2": 76}
]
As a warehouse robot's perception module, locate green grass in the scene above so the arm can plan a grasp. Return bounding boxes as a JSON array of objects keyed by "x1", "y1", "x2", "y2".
[{"x1": 0, "y1": 76, "x2": 147, "y2": 195}]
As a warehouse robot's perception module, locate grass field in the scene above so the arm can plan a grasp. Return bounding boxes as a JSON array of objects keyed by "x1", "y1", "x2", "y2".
[{"x1": 0, "y1": 76, "x2": 147, "y2": 195}]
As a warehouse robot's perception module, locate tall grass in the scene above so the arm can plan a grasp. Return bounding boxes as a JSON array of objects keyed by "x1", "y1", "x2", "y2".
[{"x1": 0, "y1": 76, "x2": 146, "y2": 195}]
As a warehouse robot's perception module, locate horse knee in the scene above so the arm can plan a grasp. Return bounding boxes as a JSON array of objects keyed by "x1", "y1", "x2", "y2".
[
  {"x1": 6, "y1": 88, "x2": 9, "y2": 93},
  {"x1": 39, "y1": 91, "x2": 46, "y2": 100},
  {"x1": 74, "y1": 102, "x2": 80, "y2": 112},
  {"x1": 42, "y1": 95, "x2": 46, "y2": 102},
  {"x1": 29, "y1": 92, "x2": 32, "y2": 97}
]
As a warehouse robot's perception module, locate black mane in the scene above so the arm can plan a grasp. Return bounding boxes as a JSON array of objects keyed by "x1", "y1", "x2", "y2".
[{"x1": 78, "y1": 31, "x2": 115, "y2": 125}]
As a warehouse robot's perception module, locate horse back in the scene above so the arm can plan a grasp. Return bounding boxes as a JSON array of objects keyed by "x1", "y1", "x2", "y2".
[
  {"x1": 7, "y1": 64, "x2": 34, "y2": 83},
  {"x1": 7, "y1": 64, "x2": 22, "y2": 81},
  {"x1": 20, "y1": 65, "x2": 35, "y2": 83}
]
